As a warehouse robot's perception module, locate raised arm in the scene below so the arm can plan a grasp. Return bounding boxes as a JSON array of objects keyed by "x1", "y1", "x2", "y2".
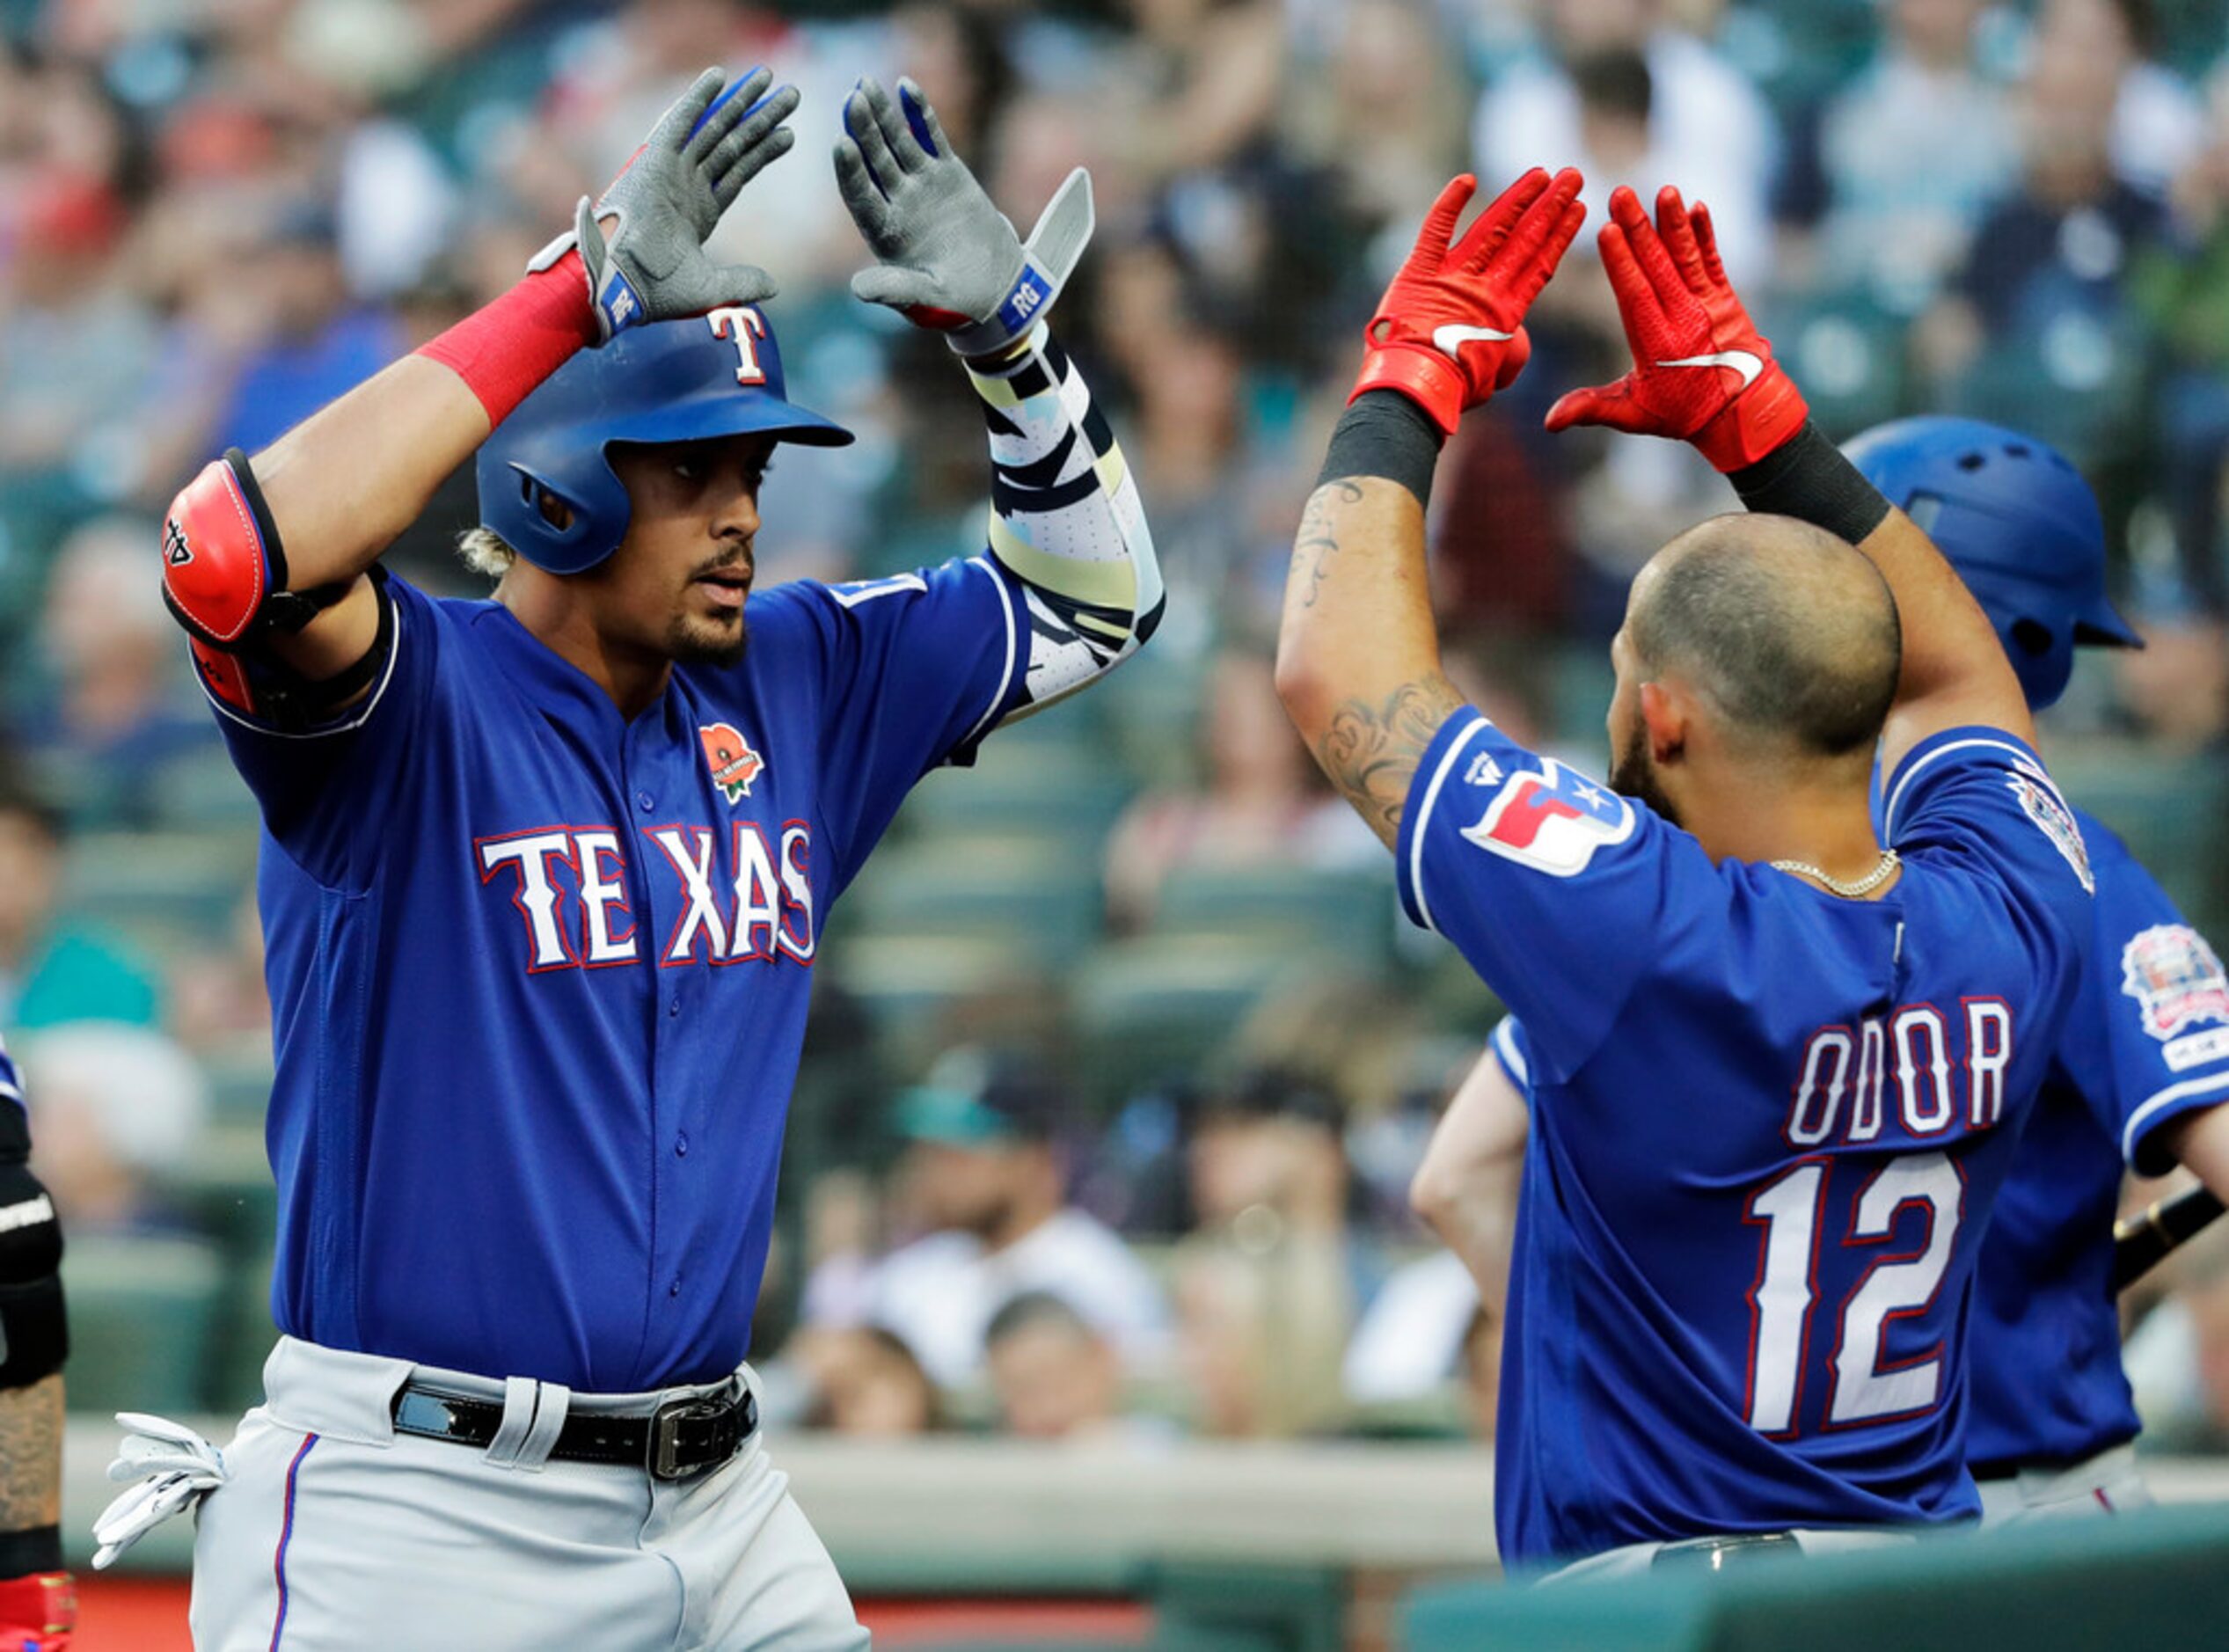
[
  {"x1": 1544, "y1": 185, "x2": 2034, "y2": 771},
  {"x1": 835, "y1": 77, "x2": 1160, "y2": 710},
  {"x1": 160, "y1": 67, "x2": 799, "y2": 718},
  {"x1": 1277, "y1": 170, "x2": 1586, "y2": 845}
]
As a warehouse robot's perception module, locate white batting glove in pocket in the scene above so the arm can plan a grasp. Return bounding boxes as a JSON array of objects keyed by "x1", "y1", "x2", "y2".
[{"x1": 91, "y1": 1412, "x2": 230, "y2": 1569}]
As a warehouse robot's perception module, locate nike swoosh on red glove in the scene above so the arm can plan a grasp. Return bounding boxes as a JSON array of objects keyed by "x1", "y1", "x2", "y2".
[
  {"x1": 1349, "y1": 167, "x2": 1587, "y2": 437},
  {"x1": 1543, "y1": 185, "x2": 1807, "y2": 471}
]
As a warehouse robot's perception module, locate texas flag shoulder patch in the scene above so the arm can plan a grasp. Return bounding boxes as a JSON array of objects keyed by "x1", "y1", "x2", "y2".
[{"x1": 1458, "y1": 757, "x2": 1633, "y2": 877}]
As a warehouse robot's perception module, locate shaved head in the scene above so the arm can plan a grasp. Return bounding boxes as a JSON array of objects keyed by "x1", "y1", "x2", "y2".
[{"x1": 1626, "y1": 514, "x2": 1901, "y2": 762}]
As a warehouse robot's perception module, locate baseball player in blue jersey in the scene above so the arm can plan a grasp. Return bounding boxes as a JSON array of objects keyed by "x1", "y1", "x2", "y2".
[
  {"x1": 1846, "y1": 416, "x2": 2229, "y2": 1520},
  {"x1": 1418, "y1": 418, "x2": 2229, "y2": 1533},
  {"x1": 91, "y1": 69, "x2": 1158, "y2": 1648},
  {"x1": 1282, "y1": 172, "x2": 2095, "y2": 1573}
]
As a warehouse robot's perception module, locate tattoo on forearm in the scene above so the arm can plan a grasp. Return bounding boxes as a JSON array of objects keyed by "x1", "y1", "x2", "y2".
[
  {"x1": 1293, "y1": 480, "x2": 1363, "y2": 609},
  {"x1": 0, "y1": 1377, "x2": 62, "y2": 1528},
  {"x1": 1313, "y1": 674, "x2": 1468, "y2": 845}
]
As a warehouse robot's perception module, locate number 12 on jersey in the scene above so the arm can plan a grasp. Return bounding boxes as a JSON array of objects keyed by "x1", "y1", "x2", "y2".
[{"x1": 1743, "y1": 1151, "x2": 1966, "y2": 1436}]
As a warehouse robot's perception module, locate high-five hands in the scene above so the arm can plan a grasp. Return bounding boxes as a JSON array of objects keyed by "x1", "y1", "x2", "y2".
[
  {"x1": 1543, "y1": 184, "x2": 1807, "y2": 471},
  {"x1": 1349, "y1": 168, "x2": 1587, "y2": 437},
  {"x1": 530, "y1": 66, "x2": 802, "y2": 342},
  {"x1": 1357, "y1": 174, "x2": 1805, "y2": 474},
  {"x1": 835, "y1": 76, "x2": 1094, "y2": 359}
]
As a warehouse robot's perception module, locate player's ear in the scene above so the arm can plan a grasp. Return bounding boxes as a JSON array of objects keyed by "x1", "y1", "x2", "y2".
[{"x1": 1638, "y1": 679, "x2": 1685, "y2": 764}]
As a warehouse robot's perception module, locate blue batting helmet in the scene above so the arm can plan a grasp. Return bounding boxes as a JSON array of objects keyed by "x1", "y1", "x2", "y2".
[
  {"x1": 1842, "y1": 415, "x2": 2142, "y2": 711},
  {"x1": 478, "y1": 305, "x2": 852, "y2": 575}
]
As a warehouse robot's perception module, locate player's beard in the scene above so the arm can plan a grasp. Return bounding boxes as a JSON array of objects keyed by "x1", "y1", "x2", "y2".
[
  {"x1": 669, "y1": 608, "x2": 749, "y2": 669},
  {"x1": 669, "y1": 552, "x2": 752, "y2": 668},
  {"x1": 1609, "y1": 737, "x2": 1683, "y2": 830}
]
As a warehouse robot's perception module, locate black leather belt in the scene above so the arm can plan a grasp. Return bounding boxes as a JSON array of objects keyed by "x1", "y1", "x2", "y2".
[
  {"x1": 1651, "y1": 1531, "x2": 1804, "y2": 1573},
  {"x1": 391, "y1": 1378, "x2": 757, "y2": 1480}
]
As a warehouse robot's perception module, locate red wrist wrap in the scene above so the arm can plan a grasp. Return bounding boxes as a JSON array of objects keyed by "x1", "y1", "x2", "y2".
[
  {"x1": 1692, "y1": 365, "x2": 1809, "y2": 473},
  {"x1": 415, "y1": 254, "x2": 599, "y2": 428},
  {"x1": 1348, "y1": 347, "x2": 1467, "y2": 439},
  {"x1": 0, "y1": 1570, "x2": 74, "y2": 1634}
]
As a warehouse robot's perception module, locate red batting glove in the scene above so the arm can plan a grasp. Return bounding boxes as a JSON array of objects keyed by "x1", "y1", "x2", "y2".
[
  {"x1": 1543, "y1": 185, "x2": 1807, "y2": 471},
  {"x1": 0, "y1": 1570, "x2": 75, "y2": 1648},
  {"x1": 1349, "y1": 167, "x2": 1588, "y2": 437}
]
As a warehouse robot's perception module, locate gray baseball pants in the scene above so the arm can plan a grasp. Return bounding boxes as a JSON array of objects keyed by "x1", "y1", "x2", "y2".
[{"x1": 188, "y1": 1336, "x2": 867, "y2": 1650}]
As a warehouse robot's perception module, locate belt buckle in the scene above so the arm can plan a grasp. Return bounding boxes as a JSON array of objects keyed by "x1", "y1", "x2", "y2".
[
  {"x1": 647, "y1": 1387, "x2": 740, "y2": 1481},
  {"x1": 1652, "y1": 1532, "x2": 1802, "y2": 1573}
]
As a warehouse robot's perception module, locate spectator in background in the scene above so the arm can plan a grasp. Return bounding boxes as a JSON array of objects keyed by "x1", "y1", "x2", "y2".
[
  {"x1": 129, "y1": 189, "x2": 406, "y2": 513},
  {"x1": 206, "y1": 201, "x2": 405, "y2": 458},
  {"x1": 167, "y1": 891, "x2": 271, "y2": 1062},
  {"x1": 2134, "y1": 66, "x2": 2229, "y2": 614},
  {"x1": 2034, "y1": 0, "x2": 2207, "y2": 198},
  {"x1": 1109, "y1": 0, "x2": 1284, "y2": 194},
  {"x1": 0, "y1": 163, "x2": 152, "y2": 542},
  {"x1": 1093, "y1": 252, "x2": 1256, "y2": 619},
  {"x1": 1173, "y1": 1069, "x2": 1364, "y2": 1438},
  {"x1": 1485, "y1": 9, "x2": 1765, "y2": 629},
  {"x1": 1813, "y1": 0, "x2": 2019, "y2": 312},
  {"x1": 17, "y1": 514, "x2": 208, "y2": 825},
  {"x1": 1105, "y1": 645, "x2": 1376, "y2": 932},
  {"x1": 1341, "y1": 1246, "x2": 1479, "y2": 1423},
  {"x1": 984, "y1": 1291, "x2": 1152, "y2": 1443},
  {"x1": 834, "y1": 1049, "x2": 1171, "y2": 1390},
  {"x1": 0, "y1": 775, "x2": 157, "y2": 1029},
  {"x1": 793, "y1": 1326, "x2": 940, "y2": 1438},
  {"x1": 2126, "y1": 1224, "x2": 2229, "y2": 1453},
  {"x1": 1920, "y1": 42, "x2": 2170, "y2": 474},
  {"x1": 16, "y1": 1020, "x2": 206, "y2": 1232},
  {"x1": 1291, "y1": 0, "x2": 1473, "y2": 243},
  {"x1": 1472, "y1": 0, "x2": 1778, "y2": 286}
]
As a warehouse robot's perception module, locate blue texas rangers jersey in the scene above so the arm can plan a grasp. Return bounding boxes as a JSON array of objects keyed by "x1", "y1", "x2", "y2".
[
  {"x1": 207, "y1": 560, "x2": 1029, "y2": 1392},
  {"x1": 1398, "y1": 716, "x2": 2094, "y2": 1567},
  {"x1": 1965, "y1": 811, "x2": 2229, "y2": 1472}
]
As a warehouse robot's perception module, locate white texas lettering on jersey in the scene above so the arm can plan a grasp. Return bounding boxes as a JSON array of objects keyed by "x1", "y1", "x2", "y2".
[
  {"x1": 574, "y1": 830, "x2": 638, "y2": 966},
  {"x1": 479, "y1": 822, "x2": 815, "y2": 974},
  {"x1": 653, "y1": 826, "x2": 731, "y2": 963},
  {"x1": 477, "y1": 829, "x2": 581, "y2": 971}
]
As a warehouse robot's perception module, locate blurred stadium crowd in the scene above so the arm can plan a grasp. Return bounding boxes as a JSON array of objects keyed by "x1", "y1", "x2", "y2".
[{"x1": 4, "y1": 0, "x2": 2229, "y2": 1452}]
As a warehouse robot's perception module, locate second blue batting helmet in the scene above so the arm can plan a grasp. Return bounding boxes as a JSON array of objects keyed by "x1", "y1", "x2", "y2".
[
  {"x1": 1842, "y1": 415, "x2": 2142, "y2": 711},
  {"x1": 478, "y1": 304, "x2": 852, "y2": 575}
]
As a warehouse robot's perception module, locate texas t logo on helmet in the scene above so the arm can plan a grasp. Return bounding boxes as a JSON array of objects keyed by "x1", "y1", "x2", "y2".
[{"x1": 475, "y1": 306, "x2": 852, "y2": 578}]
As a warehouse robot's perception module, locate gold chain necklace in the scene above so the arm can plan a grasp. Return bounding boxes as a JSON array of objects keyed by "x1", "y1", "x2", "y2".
[{"x1": 1770, "y1": 848, "x2": 1901, "y2": 898}]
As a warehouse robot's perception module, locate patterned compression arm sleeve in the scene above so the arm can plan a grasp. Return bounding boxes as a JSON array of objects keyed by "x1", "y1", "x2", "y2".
[{"x1": 968, "y1": 323, "x2": 1162, "y2": 722}]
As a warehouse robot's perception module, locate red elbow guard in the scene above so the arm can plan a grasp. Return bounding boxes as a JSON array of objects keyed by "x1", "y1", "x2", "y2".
[{"x1": 161, "y1": 450, "x2": 342, "y2": 653}]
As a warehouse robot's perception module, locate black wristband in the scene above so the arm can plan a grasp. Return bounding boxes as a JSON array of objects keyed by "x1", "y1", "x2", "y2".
[
  {"x1": 1728, "y1": 420, "x2": 1892, "y2": 546},
  {"x1": 1317, "y1": 391, "x2": 1444, "y2": 510},
  {"x1": 0, "y1": 1525, "x2": 62, "y2": 1578}
]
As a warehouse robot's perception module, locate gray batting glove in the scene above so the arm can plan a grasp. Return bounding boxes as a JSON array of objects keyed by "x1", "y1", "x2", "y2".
[
  {"x1": 835, "y1": 76, "x2": 1093, "y2": 357},
  {"x1": 531, "y1": 65, "x2": 800, "y2": 342},
  {"x1": 91, "y1": 1412, "x2": 229, "y2": 1570}
]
